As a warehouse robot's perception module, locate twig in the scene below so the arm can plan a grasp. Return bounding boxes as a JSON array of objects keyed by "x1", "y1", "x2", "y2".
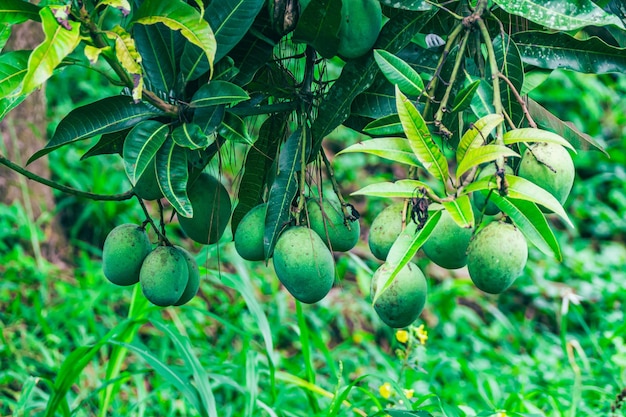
[{"x1": 497, "y1": 72, "x2": 537, "y2": 128}]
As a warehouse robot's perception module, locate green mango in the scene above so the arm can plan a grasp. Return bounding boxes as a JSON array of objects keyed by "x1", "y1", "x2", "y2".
[{"x1": 102, "y1": 223, "x2": 152, "y2": 286}]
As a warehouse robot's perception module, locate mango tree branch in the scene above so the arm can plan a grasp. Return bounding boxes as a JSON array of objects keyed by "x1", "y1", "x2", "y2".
[
  {"x1": 477, "y1": 18, "x2": 504, "y2": 143},
  {"x1": 0, "y1": 154, "x2": 134, "y2": 201},
  {"x1": 497, "y1": 73, "x2": 537, "y2": 128},
  {"x1": 434, "y1": 29, "x2": 470, "y2": 128}
]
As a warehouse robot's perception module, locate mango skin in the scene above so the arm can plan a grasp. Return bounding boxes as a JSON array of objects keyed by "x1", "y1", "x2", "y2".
[
  {"x1": 102, "y1": 224, "x2": 152, "y2": 286},
  {"x1": 368, "y1": 203, "x2": 405, "y2": 261},
  {"x1": 134, "y1": 158, "x2": 163, "y2": 201},
  {"x1": 307, "y1": 197, "x2": 360, "y2": 252},
  {"x1": 140, "y1": 246, "x2": 189, "y2": 307},
  {"x1": 517, "y1": 143, "x2": 575, "y2": 206},
  {"x1": 371, "y1": 262, "x2": 428, "y2": 328},
  {"x1": 337, "y1": 0, "x2": 382, "y2": 59},
  {"x1": 179, "y1": 173, "x2": 232, "y2": 244},
  {"x1": 234, "y1": 203, "x2": 267, "y2": 261},
  {"x1": 173, "y1": 246, "x2": 200, "y2": 306},
  {"x1": 422, "y1": 210, "x2": 473, "y2": 269},
  {"x1": 467, "y1": 221, "x2": 528, "y2": 294},
  {"x1": 473, "y1": 164, "x2": 514, "y2": 215},
  {"x1": 272, "y1": 226, "x2": 335, "y2": 304}
]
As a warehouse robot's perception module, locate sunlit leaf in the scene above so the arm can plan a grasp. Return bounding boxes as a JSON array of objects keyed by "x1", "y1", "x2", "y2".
[
  {"x1": 351, "y1": 179, "x2": 434, "y2": 199},
  {"x1": 456, "y1": 113, "x2": 503, "y2": 164},
  {"x1": 337, "y1": 137, "x2": 422, "y2": 167},
  {"x1": 0, "y1": 0, "x2": 41, "y2": 24},
  {"x1": 0, "y1": 50, "x2": 29, "y2": 99},
  {"x1": 441, "y1": 195, "x2": 473, "y2": 228},
  {"x1": 456, "y1": 145, "x2": 519, "y2": 179},
  {"x1": 506, "y1": 175, "x2": 573, "y2": 228},
  {"x1": 106, "y1": 25, "x2": 143, "y2": 100},
  {"x1": 503, "y1": 128, "x2": 576, "y2": 151},
  {"x1": 374, "y1": 49, "x2": 424, "y2": 96}
]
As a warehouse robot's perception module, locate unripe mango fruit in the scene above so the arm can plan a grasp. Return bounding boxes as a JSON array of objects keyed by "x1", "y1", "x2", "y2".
[
  {"x1": 179, "y1": 173, "x2": 232, "y2": 244},
  {"x1": 467, "y1": 221, "x2": 528, "y2": 294},
  {"x1": 102, "y1": 223, "x2": 152, "y2": 286},
  {"x1": 133, "y1": 158, "x2": 163, "y2": 201},
  {"x1": 173, "y1": 246, "x2": 200, "y2": 306},
  {"x1": 422, "y1": 210, "x2": 472, "y2": 269},
  {"x1": 368, "y1": 203, "x2": 405, "y2": 261},
  {"x1": 371, "y1": 262, "x2": 428, "y2": 328},
  {"x1": 272, "y1": 226, "x2": 335, "y2": 304},
  {"x1": 140, "y1": 246, "x2": 189, "y2": 307},
  {"x1": 473, "y1": 164, "x2": 514, "y2": 215},
  {"x1": 337, "y1": 0, "x2": 382, "y2": 59},
  {"x1": 307, "y1": 197, "x2": 360, "y2": 252},
  {"x1": 234, "y1": 203, "x2": 267, "y2": 261},
  {"x1": 517, "y1": 143, "x2": 575, "y2": 206}
]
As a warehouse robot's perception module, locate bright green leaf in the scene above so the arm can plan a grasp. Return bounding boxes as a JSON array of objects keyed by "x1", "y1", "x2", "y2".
[
  {"x1": 456, "y1": 145, "x2": 520, "y2": 179},
  {"x1": 506, "y1": 175, "x2": 573, "y2": 228},
  {"x1": 0, "y1": 50, "x2": 29, "y2": 99},
  {"x1": 456, "y1": 113, "x2": 503, "y2": 164},
  {"x1": 351, "y1": 179, "x2": 434, "y2": 199},
  {"x1": 0, "y1": 0, "x2": 41, "y2": 24},
  {"x1": 123, "y1": 120, "x2": 169, "y2": 184},
  {"x1": 503, "y1": 128, "x2": 576, "y2": 151},
  {"x1": 441, "y1": 195, "x2": 473, "y2": 228},
  {"x1": 106, "y1": 25, "x2": 143, "y2": 100},
  {"x1": 219, "y1": 112, "x2": 252, "y2": 144},
  {"x1": 374, "y1": 49, "x2": 424, "y2": 96},
  {"x1": 450, "y1": 80, "x2": 480, "y2": 113},
  {"x1": 363, "y1": 114, "x2": 403, "y2": 136},
  {"x1": 337, "y1": 137, "x2": 422, "y2": 167}
]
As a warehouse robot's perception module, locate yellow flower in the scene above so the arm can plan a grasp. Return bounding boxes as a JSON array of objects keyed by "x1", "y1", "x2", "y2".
[
  {"x1": 414, "y1": 324, "x2": 428, "y2": 345},
  {"x1": 379, "y1": 382, "x2": 393, "y2": 399},
  {"x1": 402, "y1": 388, "x2": 414, "y2": 399},
  {"x1": 395, "y1": 329, "x2": 409, "y2": 344}
]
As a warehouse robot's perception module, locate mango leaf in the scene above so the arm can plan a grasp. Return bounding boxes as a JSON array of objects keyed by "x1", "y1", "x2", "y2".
[
  {"x1": 219, "y1": 112, "x2": 252, "y2": 144},
  {"x1": 467, "y1": 76, "x2": 495, "y2": 119},
  {"x1": 190, "y1": 81, "x2": 249, "y2": 108},
  {"x1": 351, "y1": 82, "x2": 396, "y2": 119},
  {"x1": 0, "y1": 24, "x2": 10, "y2": 50},
  {"x1": 456, "y1": 113, "x2": 503, "y2": 164},
  {"x1": 0, "y1": 50, "x2": 29, "y2": 99},
  {"x1": 493, "y1": 0, "x2": 624, "y2": 31},
  {"x1": 155, "y1": 137, "x2": 192, "y2": 217},
  {"x1": 193, "y1": 104, "x2": 225, "y2": 135},
  {"x1": 372, "y1": 210, "x2": 442, "y2": 305},
  {"x1": 378, "y1": 0, "x2": 431, "y2": 11},
  {"x1": 373, "y1": 49, "x2": 424, "y2": 96},
  {"x1": 441, "y1": 195, "x2": 473, "y2": 228},
  {"x1": 0, "y1": 0, "x2": 41, "y2": 24},
  {"x1": 363, "y1": 114, "x2": 403, "y2": 136},
  {"x1": 490, "y1": 194, "x2": 562, "y2": 261},
  {"x1": 21, "y1": 7, "x2": 81, "y2": 95},
  {"x1": 513, "y1": 31, "x2": 626, "y2": 74},
  {"x1": 232, "y1": 114, "x2": 285, "y2": 234},
  {"x1": 0, "y1": 95, "x2": 26, "y2": 123},
  {"x1": 450, "y1": 80, "x2": 480, "y2": 113},
  {"x1": 456, "y1": 145, "x2": 520, "y2": 179},
  {"x1": 310, "y1": 8, "x2": 437, "y2": 161},
  {"x1": 337, "y1": 137, "x2": 422, "y2": 167},
  {"x1": 100, "y1": 0, "x2": 131, "y2": 15},
  {"x1": 503, "y1": 128, "x2": 576, "y2": 151},
  {"x1": 351, "y1": 179, "x2": 434, "y2": 199},
  {"x1": 172, "y1": 123, "x2": 211, "y2": 150},
  {"x1": 123, "y1": 120, "x2": 169, "y2": 184},
  {"x1": 293, "y1": 0, "x2": 341, "y2": 58},
  {"x1": 132, "y1": 0, "x2": 216, "y2": 75},
  {"x1": 106, "y1": 25, "x2": 143, "y2": 100},
  {"x1": 134, "y1": 22, "x2": 180, "y2": 93},
  {"x1": 264, "y1": 129, "x2": 303, "y2": 258},
  {"x1": 492, "y1": 34, "x2": 524, "y2": 127},
  {"x1": 528, "y1": 98, "x2": 607, "y2": 155},
  {"x1": 506, "y1": 175, "x2": 573, "y2": 228},
  {"x1": 28, "y1": 96, "x2": 163, "y2": 164},
  {"x1": 80, "y1": 130, "x2": 129, "y2": 160},
  {"x1": 395, "y1": 86, "x2": 448, "y2": 183}
]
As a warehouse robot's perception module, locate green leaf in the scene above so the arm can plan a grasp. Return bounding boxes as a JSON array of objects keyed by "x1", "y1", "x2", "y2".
[
  {"x1": 373, "y1": 49, "x2": 424, "y2": 96},
  {"x1": 193, "y1": 104, "x2": 225, "y2": 135},
  {"x1": 0, "y1": 95, "x2": 26, "y2": 123},
  {"x1": 155, "y1": 137, "x2": 192, "y2": 217},
  {"x1": 337, "y1": 137, "x2": 422, "y2": 167},
  {"x1": 28, "y1": 96, "x2": 163, "y2": 164},
  {"x1": 190, "y1": 80, "x2": 249, "y2": 108},
  {"x1": 351, "y1": 179, "x2": 434, "y2": 199},
  {"x1": 513, "y1": 31, "x2": 626, "y2": 74},
  {"x1": 132, "y1": 0, "x2": 216, "y2": 75},
  {"x1": 0, "y1": 0, "x2": 41, "y2": 24},
  {"x1": 363, "y1": 114, "x2": 403, "y2": 136},
  {"x1": 490, "y1": 194, "x2": 562, "y2": 261},
  {"x1": 172, "y1": 123, "x2": 211, "y2": 150},
  {"x1": 350, "y1": 83, "x2": 396, "y2": 119},
  {"x1": 293, "y1": 0, "x2": 341, "y2": 58},
  {"x1": 441, "y1": 195, "x2": 473, "y2": 228},
  {"x1": 493, "y1": 0, "x2": 625, "y2": 30},
  {"x1": 506, "y1": 175, "x2": 573, "y2": 228},
  {"x1": 492, "y1": 34, "x2": 524, "y2": 126},
  {"x1": 219, "y1": 112, "x2": 252, "y2": 144},
  {"x1": 310, "y1": 8, "x2": 437, "y2": 161},
  {"x1": 21, "y1": 7, "x2": 81, "y2": 95},
  {"x1": 395, "y1": 86, "x2": 448, "y2": 183},
  {"x1": 106, "y1": 25, "x2": 143, "y2": 100},
  {"x1": 373, "y1": 210, "x2": 442, "y2": 305},
  {"x1": 264, "y1": 129, "x2": 303, "y2": 258},
  {"x1": 503, "y1": 128, "x2": 576, "y2": 150},
  {"x1": 0, "y1": 24, "x2": 10, "y2": 50},
  {"x1": 528, "y1": 98, "x2": 608, "y2": 155},
  {"x1": 80, "y1": 130, "x2": 129, "y2": 160},
  {"x1": 450, "y1": 80, "x2": 480, "y2": 113},
  {"x1": 0, "y1": 50, "x2": 29, "y2": 99},
  {"x1": 123, "y1": 120, "x2": 169, "y2": 184},
  {"x1": 456, "y1": 145, "x2": 520, "y2": 179},
  {"x1": 378, "y1": 0, "x2": 431, "y2": 11},
  {"x1": 456, "y1": 113, "x2": 503, "y2": 164}
]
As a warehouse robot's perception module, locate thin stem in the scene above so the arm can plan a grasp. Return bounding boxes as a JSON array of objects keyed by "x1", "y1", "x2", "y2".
[
  {"x1": 0, "y1": 154, "x2": 134, "y2": 201},
  {"x1": 497, "y1": 73, "x2": 537, "y2": 128},
  {"x1": 477, "y1": 18, "x2": 504, "y2": 142},
  {"x1": 320, "y1": 147, "x2": 353, "y2": 224},
  {"x1": 434, "y1": 29, "x2": 470, "y2": 124},
  {"x1": 136, "y1": 197, "x2": 171, "y2": 246}
]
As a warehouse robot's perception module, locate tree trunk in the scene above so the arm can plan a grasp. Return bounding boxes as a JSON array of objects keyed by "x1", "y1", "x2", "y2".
[{"x1": 0, "y1": 20, "x2": 68, "y2": 263}]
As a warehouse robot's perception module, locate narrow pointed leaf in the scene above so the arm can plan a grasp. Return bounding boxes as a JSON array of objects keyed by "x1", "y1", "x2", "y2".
[
  {"x1": 0, "y1": 50, "x2": 29, "y2": 98},
  {"x1": 363, "y1": 114, "x2": 403, "y2": 136},
  {"x1": 374, "y1": 49, "x2": 424, "y2": 96},
  {"x1": 506, "y1": 175, "x2": 573, "y2": 228},
  {"x1": 493, "y1": 34, "x2": 524, "y2": 126},
  {"x1": 337, "y1": 137, "x2": 422, "y2": 167},
  {"x1": 123, "y1": 120, "x2": 169, "y2": 184},
  {"x1": 456, "y1": 113, "x2": 503, "y2": 164},
  {"x1": 21, "y1": 7, "x2": 81, "y2": 94},
  {"x1": 450, "y1": 80, "x2": 480, "y2": 113},
  {"x1": 441, "y1": 195, "x2": 473, "y2": 228},
  {"x1": 80, "y1": 130, "x2": 129, "y2": 160},
  {"x1": 172, "y1": 123, "x2": 211, "y2": 149},
  {"x1": 190, "y1": 81, "x2": 249, "y2": 108},
  {"x1": 0, "y1": 0, "x2": 41, "y2": 24},
  {"x1": 219, "y1": 112, "x2": 252, "y2": 144},
  {"x1": 28, "y1": 96, "x2": 163, "y2": 164},
  {"x1": 156, "y1": 138, "x2": 192, "y2": 217},
  {"x1": 134, "y1": 23, "x2": 180, "y2": 93},
  {"x1": 503, "y1": 128, "x2": 576, "y2": 150},
  {"x1": 372, "y1": 210, "x2": 442, "y2": 304},
  {"x1": 490, "y1": 194, "x2": 562, "y2": 261},
  {"x1": 456, "y1": 145, "x2": 520, "y2": 179},
  {"x1": 395, "y1": 86, "x2": 448, "y2": 183},
  {"x1": 350, "y1": 179, "x2": 433, "y2": 199}
]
